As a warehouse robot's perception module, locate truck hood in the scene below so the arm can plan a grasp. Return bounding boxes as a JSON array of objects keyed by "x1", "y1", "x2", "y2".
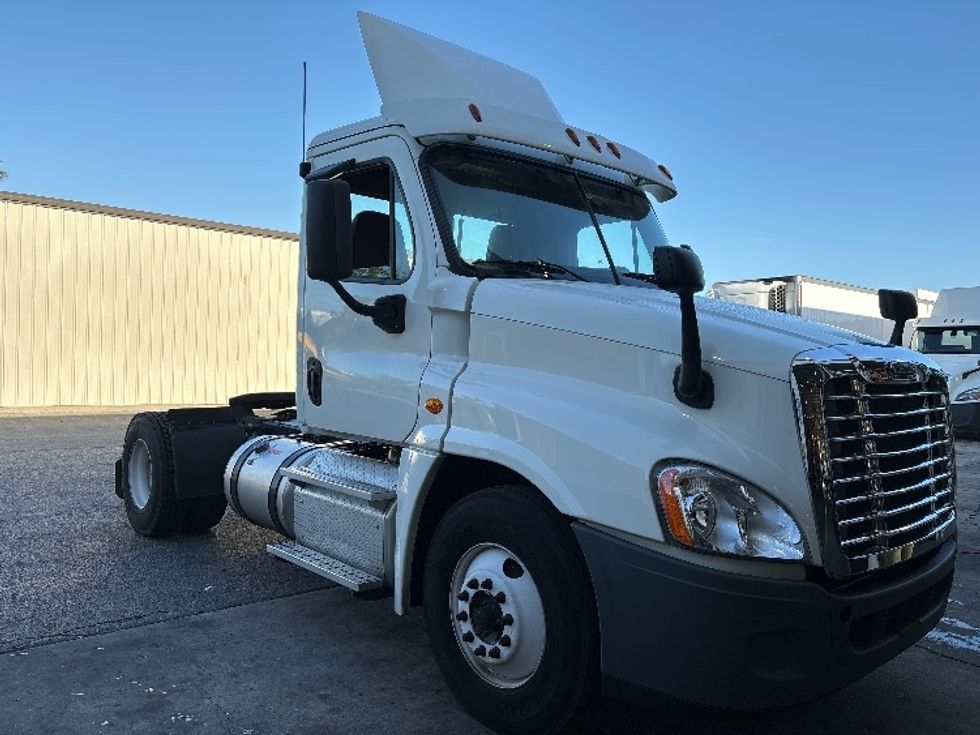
[{"x1": 470, "y1": 280, "x2": 888, "y2": 382}]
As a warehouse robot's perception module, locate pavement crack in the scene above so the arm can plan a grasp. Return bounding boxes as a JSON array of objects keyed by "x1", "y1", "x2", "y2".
[
  {"x1": 0, "y1": 586, "x2": 332, "y2": 655},
  {"x1": 914, "y1": 641, "x2": 980, "y2": 670}
]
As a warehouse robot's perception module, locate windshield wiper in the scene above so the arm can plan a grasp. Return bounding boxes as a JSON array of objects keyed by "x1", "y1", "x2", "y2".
[
  {"x1": 471, "y1": 259, "x2": 590, "y2": 282},
  {"x1": 620, "y1": 271, "x2": 659, "y2": 284}
]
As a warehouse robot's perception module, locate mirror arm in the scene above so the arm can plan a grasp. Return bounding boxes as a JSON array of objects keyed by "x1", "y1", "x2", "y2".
[
  {"x1": 326, "y1": 280, "x2": 406, "y2": 334},
  {"x1": 673, "y1": 292, "x2": 714, "y2": 409},
  {"x1": 889, "y1": 319, "x2": 907, "y2": 347}
]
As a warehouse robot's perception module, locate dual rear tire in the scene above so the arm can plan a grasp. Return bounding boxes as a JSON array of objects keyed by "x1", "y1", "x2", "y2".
[{"x1": 121, "y1": 412, "x2": 227, "y2": 536}]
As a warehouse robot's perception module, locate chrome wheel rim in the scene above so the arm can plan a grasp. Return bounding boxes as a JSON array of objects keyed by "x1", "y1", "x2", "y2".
[
  {"x1": 128, "y1": 439, "x2": 152, "y2": 510},
  {"x1": 450, "y1": 543, "x2": 546, "y2": 689}
]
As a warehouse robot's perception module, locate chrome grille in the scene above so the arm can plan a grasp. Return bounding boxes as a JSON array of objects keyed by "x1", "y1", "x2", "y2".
[{"x1": 792, "y1": 348, "x2": 957, "y2": 576}]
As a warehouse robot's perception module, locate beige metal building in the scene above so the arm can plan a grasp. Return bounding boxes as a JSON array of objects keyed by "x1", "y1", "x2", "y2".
[{"x1": 0, "y1": 191, "x2": 298, "y2": 408}]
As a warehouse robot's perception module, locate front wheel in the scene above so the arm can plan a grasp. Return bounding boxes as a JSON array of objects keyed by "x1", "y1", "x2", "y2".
[{"x1": 423, "y1": 486, "x2": 599, "y2": 734}]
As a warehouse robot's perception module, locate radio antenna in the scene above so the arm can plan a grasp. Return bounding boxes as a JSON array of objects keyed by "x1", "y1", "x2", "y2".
[{"x1": 299, "y1": 61, "x2": 311, "y2": 179}]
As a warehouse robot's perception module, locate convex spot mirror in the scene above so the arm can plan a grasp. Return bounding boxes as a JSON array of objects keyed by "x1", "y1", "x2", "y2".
[
  {"x1": 653, "y1": 245, "x2": 705, "y2": 294},
  {"x1": 305, "y1": 178, "x2": 354, "y2": 282}
]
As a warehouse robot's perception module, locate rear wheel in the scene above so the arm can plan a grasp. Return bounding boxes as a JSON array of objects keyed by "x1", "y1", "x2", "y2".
[
  {"x1": 423, "y1": 485, "x2": 599, "y2": 734},
  {"x1": 121, "y1": 412, "x2": 226, "y2": 536}
]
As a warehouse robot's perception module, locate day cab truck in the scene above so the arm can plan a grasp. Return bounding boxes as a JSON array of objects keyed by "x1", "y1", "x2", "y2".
[
  {"x1": 912, "y1": 286, "x2": 980, "y2": 435},
  {"x1": 115, "y1": 13, "x2": 958, "y2": 734}
]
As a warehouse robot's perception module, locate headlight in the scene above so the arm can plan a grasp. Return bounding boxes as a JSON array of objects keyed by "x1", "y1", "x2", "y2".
[
  {"x1": 954, "y1": 388, "x2": 980, "y2": 403},
  {"x1": 654, "y1": 463, "x2": 806, "y2": 561}
]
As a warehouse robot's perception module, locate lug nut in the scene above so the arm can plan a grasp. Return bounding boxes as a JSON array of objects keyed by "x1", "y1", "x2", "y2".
[
  {"x1": 499, "y1": 635, "x2": 511, "y2": 647},
  {"x1": 467, "y1": 578, "x2": 479, "y2": 590},
  {"x1": 474, "y1": 645, "x2": 487, "y2": 657},
  {"x1": 456, "y1": 611, "x2": 468, "y2": 622},
  {"x1": 481, "y1": 578, "x2": 493, "y2": 590},
  {"x1": 462, "y1": 631, "x2": 474, "y2": 643},
  {"x1": 489, "y1": 647, "x2": 501, "y2": 659},
  {"x1": 502, "y1": 614, "x2": 514, "y2": 626},
  {"x1": 457, "y1": 591, "x2": 470, "y2": 602},
  {"x1": 494, "y1": 592, "x2": 506, "y2": 604}
]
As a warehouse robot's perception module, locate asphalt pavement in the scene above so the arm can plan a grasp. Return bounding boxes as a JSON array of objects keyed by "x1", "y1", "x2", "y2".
[{"x1": 1, "y1": 413, "x2": 978, "y2": 734}]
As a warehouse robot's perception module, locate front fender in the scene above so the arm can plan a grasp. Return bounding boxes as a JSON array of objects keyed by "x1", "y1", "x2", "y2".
[{"x1": 447, "y1": 315, "x2": 820, "y2": 560}]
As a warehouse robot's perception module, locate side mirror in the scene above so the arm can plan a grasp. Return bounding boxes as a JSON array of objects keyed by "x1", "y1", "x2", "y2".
[
  {"x1": 878, "y1": 289, "x2": 918, "y2": 347},
  {"x1": 653, "y1": 244, "x2": 705, "y2": 294},
  {"x1": 653, "y1": 245, "x2": 713, "y2": 409},
  {"x1": 305, "y1": 179, "x2": 353, "y2": 282}
]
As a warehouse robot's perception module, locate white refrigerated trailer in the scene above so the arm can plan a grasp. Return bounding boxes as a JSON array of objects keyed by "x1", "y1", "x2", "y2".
[
  {"x1": 114, "y1": 14, "x2": 958, "y2": 734},
  {"x1": 711, "y1": 275, "x2": 936, "y2": 343}
]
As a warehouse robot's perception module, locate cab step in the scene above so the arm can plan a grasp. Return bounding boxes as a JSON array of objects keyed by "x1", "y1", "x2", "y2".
[{"x1": 267, "y1": 540, "x2": 383, "y2": 592}]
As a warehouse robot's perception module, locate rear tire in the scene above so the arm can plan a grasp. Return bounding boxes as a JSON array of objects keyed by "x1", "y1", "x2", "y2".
[
  {"x1": 423, "y1": 485, "x2": 599, "y2": 734},
  {"x1": 181, "y1": 495, "x2": 228, "y2": 533},
  {"x1": 121, "y1": 412, "x2": 226, "y2": 536}
]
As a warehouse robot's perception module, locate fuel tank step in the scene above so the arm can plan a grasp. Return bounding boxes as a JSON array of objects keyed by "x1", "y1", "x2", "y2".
[{"x1": 267, "y1": 540, "x2": 383, "y2": 592}]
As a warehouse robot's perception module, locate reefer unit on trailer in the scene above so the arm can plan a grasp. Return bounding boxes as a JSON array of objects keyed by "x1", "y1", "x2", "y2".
[
  {"x1": 113, "y1": 13, "x2": 957, "y2": 734},
  {"x1": 711, "y1": 275, "x2": 936, "y2": 343}
]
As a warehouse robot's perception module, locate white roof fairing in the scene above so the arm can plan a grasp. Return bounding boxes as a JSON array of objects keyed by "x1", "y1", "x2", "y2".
[
  {"x1": 357, "y1": 12, "x2": 561, "y2": 123},
  {"x1": 349, "y1": 12, "x2": 676, "y2": 199}
]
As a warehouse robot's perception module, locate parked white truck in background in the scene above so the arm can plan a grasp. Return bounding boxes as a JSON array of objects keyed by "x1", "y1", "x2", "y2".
[
  {"x1": 912, "y1": 287, "x2": 980, "y2": 435},
  {"x1": 114, "y1": 14, "x2": 958, "y2": 733},
  {"x1": 712, "y1": 275, "x2": 936, "y2": 343}
]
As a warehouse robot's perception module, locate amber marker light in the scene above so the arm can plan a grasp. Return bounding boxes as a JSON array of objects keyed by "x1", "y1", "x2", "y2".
[
  {"x1": 425, "y1": 397, "x2": 444, "y2": 415},
  {"x1": 565, "y1": 128, "x2": 581, "y2": 146},
  {"x1": 587, "y1": 135, "x2": 601, "y2": 152},
  {"x1": 657, "y1": 468, "x2": 695, "y2": 547},
  {"x1": 468, "y1": 103, "x2": 483, "y2": 122},
  {"x1": 606, "y1": 141, "x2": 622, "y2": 159},
  {"x1": 658, "y1": 163, "x2": 674, "y2": 180}
]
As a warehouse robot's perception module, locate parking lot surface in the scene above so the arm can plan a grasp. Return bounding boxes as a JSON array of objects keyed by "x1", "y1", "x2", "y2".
[{"x1": 1, "y1": 413, "x2": 978, "y2": 734}]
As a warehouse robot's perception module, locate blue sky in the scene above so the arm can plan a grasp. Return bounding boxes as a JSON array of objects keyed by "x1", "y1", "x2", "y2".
[{"x1": 2, "y1": 0, "x2": 977, "y2": 291}]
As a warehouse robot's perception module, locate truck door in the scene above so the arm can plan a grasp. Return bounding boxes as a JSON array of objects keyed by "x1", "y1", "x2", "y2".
[{"x1": 299, "y1": 136, "x2": 431, "y2": 442}]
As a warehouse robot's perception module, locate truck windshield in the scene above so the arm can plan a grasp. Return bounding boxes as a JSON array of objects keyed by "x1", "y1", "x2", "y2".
[
  {"x1": 425, "y1": 146, "x2": 669, "y2": 283},
  {"x1": 914, "y1": 326, "x2": 980, "y2": 354}
]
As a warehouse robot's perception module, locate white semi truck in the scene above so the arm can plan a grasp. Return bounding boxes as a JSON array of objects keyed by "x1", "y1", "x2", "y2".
[
  {"x1": 115, "y1": 14, "x2": 958, "y2": 733},
  {"x1": 912, "y1": 286, "x2": 980, "y2": 435},
  {"x1": 711, "y1": 275, "x2": 937, "y2": 343}
]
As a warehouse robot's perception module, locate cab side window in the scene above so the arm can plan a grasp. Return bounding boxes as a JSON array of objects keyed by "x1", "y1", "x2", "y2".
[{"x1": 341, "y1": 163, "x2": 414, "y2": 281}]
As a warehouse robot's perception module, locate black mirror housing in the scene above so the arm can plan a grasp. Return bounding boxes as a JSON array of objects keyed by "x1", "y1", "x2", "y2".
[
  {"x1": 878, "y1": 289, "x2": 918, "y2": 347},
  {"x1": 878, "y1": 289, "x2": 918, "y2": 323},
  {"x1": 653, "y1": 245, "x2": 705, "y2": 295},
  {"x1": 305, "y1": 179, "x2": 354, "y2": 282},
  {"x1": 653, "y1": 245, "x2": 713, "y2": 409}
]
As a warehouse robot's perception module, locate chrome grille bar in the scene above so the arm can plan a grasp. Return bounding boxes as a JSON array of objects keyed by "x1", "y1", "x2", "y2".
[
  {"x1": 791, "y1": 348, "x2": 957, "y2": 577},
  {"x1": 837, "y1": 491, "x2": 954, "y2": 527},
  {"x1": 839, "y1": 505, "x2": 955, "y2": 547},
  {"x1": 835, "y1": 471, "x2": 953, "y2": 506},
  {"x1": 830, "y1": 439, "x2": 950, "y2": 464},
  {"x1": 825, "y1": 405, "x2": 946, "y2": 422},
  {"x1": 831, "y1": 456, "x2": 950, "y2": 485},
  {"x1": 829, "y1": 422, "x2": 948, "y2": 444}
]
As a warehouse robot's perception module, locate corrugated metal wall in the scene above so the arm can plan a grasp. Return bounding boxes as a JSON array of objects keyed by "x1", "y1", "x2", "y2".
[{"x1": 0, "y1": 192, "x2": 298, "y2": 407}]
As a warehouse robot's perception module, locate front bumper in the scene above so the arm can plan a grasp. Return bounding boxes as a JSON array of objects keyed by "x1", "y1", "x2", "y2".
[
  {"x1": 573, "y1": 523, "x2": 955, "y2": 709},
  {"x1": 952, "y1": 402, "x2": 980, "y2": 434}
]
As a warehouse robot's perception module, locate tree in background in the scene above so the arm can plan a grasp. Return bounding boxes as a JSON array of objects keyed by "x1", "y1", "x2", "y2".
[{"x1": 0, "y1": 161, "x2": 7, "y2": 180}]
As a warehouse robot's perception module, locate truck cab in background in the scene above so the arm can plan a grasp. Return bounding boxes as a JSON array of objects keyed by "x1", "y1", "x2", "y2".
[
  {"x1": 912, "y1": 286, "x2": 980, "y2": 435},
  {"x1": 114, "y1": 13, "x2": 958, "y2": 734}
]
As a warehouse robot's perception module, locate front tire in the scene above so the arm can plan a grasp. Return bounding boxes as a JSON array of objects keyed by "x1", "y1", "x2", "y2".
[{"x1": 423, "y1": 486, "x2": 599, "y2": 734}]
